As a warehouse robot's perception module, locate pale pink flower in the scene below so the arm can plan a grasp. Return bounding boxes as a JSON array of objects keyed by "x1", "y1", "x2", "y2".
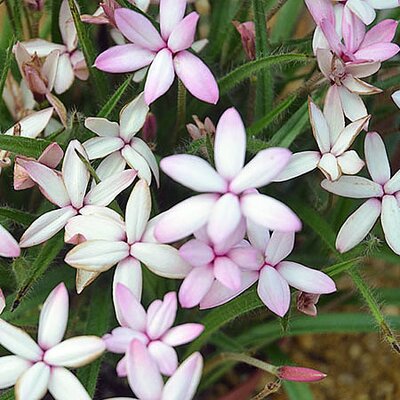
[
  {"x1": 106, "y1": 343, "x2": 203, "y2": 400},
  {"x1": 20, "y1": 0, "x2": 89, "y2": 94},
  {"x1": 155, "y1": 107, "x2": 302, "y2": 246},
  {"x1": 104, "y1": 285, "x2": 203, "y2": 378},
  {"x1": 245, "y1": 221, "x2": 336, "y2": 317},
  {"x1": 0, "y1": 283, "x2": 105, "y2": 399},
  {"x1": 95, "y1": 0, "x2": 219, "y2": 104},
  {"x1": 0, "y1": 289, "x2": 4, "y2": 314},
  {"x1": 322, "y1": 132, "x2": 400, "y2": 254},
  {"x1": 296, "y1": 292, "x2": 320, "y2": 317},
  {"x1": 233, "y1": 21, "x2": 256, "y2": 61},
  {"x1": 178, "y1": 222, "x2": 262, "y2": 309},
  {"x1": 0, "y1": 225, "x2": 20, "y2": 259},
  {"x1": 274, "y1": 98, "x2": 369, "y2": 182},
  {"x1": 278, "y1": 366, "x2": 327, "y2": 382},
  {"x1": 14, "y1": 143, "x2": 64, "y2": 191},
  {"x1": 83, "y1": 93, "x2": 159, "y2": 186},
  {"x1": 65, "y1": 179, "x2": 191, "y2": 305},
  {"x1": 0, "y1": 108, "x2": 54, "y2": 175},
  {"x1": 18, "y1": 140, "x2": 136, "y2": 248}
]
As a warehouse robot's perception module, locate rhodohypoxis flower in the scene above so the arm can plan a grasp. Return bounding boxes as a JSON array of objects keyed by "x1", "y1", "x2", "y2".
[
  {"x1": 83, "y1": 93, "x2": 159, "y2": 185},
  {"x1": 0, "y1": 225, "x2": 20, "y2": 258},
  {"x1": 334, "y1": 0, "x2": 400, "y2": 25},
  {"x1": 106, "y1": 343, "x2": 203, "y2": 400},
  {"x1": 95, "y1": 0, "x2": 219, "y2": 104},
  {"x1": 18, "y1": 140, "x2": 136, "y2": 248},
  {"x1": 246, "y1": 221, "x2": 336, "y2": 317},
  {"x1": 296, "y1": 292, "x2": 320, "y2": 317},
  {"x1": 274, "y1": 98, "x2": 369, "y2": 182},
  {"x1": 322, "y1": 132, "x2": 400, "y2": 254},
  {"x1": 178, "y1": 222, "x2": 262, "y2": 309},
  {"x1": 21, "y1": 0, "x2": 89, "y2": 94},
  {"x1": 0, "y1": 108, "x2": 54, "y2": 175},
  {"x1": 0, "y1": 283, "x2": 105, "y2": 399},
  {"x1": 104, "y1": 285, "x2": 203, "y2": 377},
  {"x1": 65, "y1": 179, "x2": 191, "y2": 306},
  {"x1": 233, "y1": 20, "x2": 256, "y2": 60},
  {"x1": 155, "y1": 107, "x2": 302, "y2": 246}
]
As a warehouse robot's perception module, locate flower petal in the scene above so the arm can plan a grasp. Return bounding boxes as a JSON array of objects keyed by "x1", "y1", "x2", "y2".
[
  {"x1": 48, "y1": 367, "x2": 90, "y2": 400},
  {"x1": 8, "y1": 107, "x2": 54, "y2": 139},
  {"x1": 160, "y1": 0, "x2": 187, "y2": 40},
  {"x1": 179, "y1": 266, "x2": 214, "y2": 308},
  {"x1": 84, "y1": 117, "x2": 120, "y2": 138},
  {"x1": 162, "y1": 324, "x2": 204, "y2": 347},
  {"x1": 321, "y1": 176, "x2": 383, "y2": 198},
  {"x1": 121, "y1": 145, "x2": 153, "y2": 184},
  {"x1": 148, "y1": 341, "x2": 178, "y2": 376},
  {"x1": 337, "y1": 150, "x2": 365, "y2": 175},
  {"x1": 0, "y1": 225, "x2": 20, "y2": 258},
  {"x1": 168, "y1": 12, "x2": 199, "y2": 53},
  {"x1": 15, "y1": 362, "x2": 50, "y2": 400},
  {"x1": 309, "y1": 98, "x2": 331, "y2": 154},
  {"x1": 0, "y1": 356, "x2": 31, "y2": 390},
  {"x1": 364, "y1": 131, "x2": 391, "y2": 185},
  {"x1": 130, "y1": 137, "x2": 160, "y2": 186},
  {"x1": 381, "y1": 195, "x2": 400, "y2": 255},
  {"x1": 83, "y1": 137, "x2": 124, "y2": 160},
  {"x1": 273, "y1": 151, "x2": 320, "y2": 182},
  {"x1": 54, "y1": 53, "x2": 75, "y2": 94},
  {"x1": 179, "y1": 240, "x2": 214, "y2": 267},
  {"x1": 214, "y1": 256, "x2": 242, "y2": 291},
  {"x1": 265, "y1": 231, "x2": 295, "y2": 266},
  {"x1": 324, "y1": 85, "x2": 345, "y2": 144},
  {"x1": 338, "y1": 86, "x2": 368, "y2": 122},
  {"x1": 96, "y1": 153, "x2": 127, "y2": 181},
  {"x1": 246, "y1": 219, "x2": 270, "y2": 253}
]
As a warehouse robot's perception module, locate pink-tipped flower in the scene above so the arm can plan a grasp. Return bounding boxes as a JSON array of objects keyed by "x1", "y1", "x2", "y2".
[
  {"x1": 0, "y1": 283, "x2": 105, "y2": 398},
  {"x1": 155, "y1": 107, "x2": 301, "y2": 247},
  {"x1": 18, "y1": 140, "x2": 136, "y2": 250},
  {"x1": 83, "y1": 93, "x2": 159, "y2": 186},
  {"x1": 0, "y1": 225, "x2": 21, "y2": 259},
  {"x1": 65, "y1": 179, "x2": 191, "y2": 300},
  {"x1": 322, "y1": 132, "x2": 400, "y2": 255},
  {"x1": 233, "y1": 21, "x2": 256, "y2": 60},
  {"x1": 245, "y1": 221, "x2": 336, "y2": 317},
  {"x1": 20, "y1": 0, "x2": 89, "y2": 95},
  {"x1": 278, "y1": 366, "x2": 327, "y2": 382},
  {"x1": 104, "y1": 285, "x2": 203, "y2": 379},
  {"x1": 274, "y1": 98, "x2": 369, "y2": 182},
  {"x1": 0, "y1": 289, "x2": 4, "y2": 314},
  {"x1": 179, "y1": 222, "x2": 263, "y2": 309},
  {"x1": 94, "y1": 1, "x2": 219, "y2": 104},
  {"x1": 14, "y1": 143, "x2": 64, "y2": 191},
  {"x1": 296, "y1": 292, "x2": 320, "y2": 317}
]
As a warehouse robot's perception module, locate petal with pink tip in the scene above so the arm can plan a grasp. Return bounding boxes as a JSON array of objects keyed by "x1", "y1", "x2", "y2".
[
  {"x1": 241, "y1": 193, "x2": 302, "y2": 232},
  {"x1": 162, "y1": 352, "x2": 203, "y2": 400},
  {"x1": 115, "y1": 8, "x2": 165, "y2": 51},
  {"x1": 148, "y1": 341, "x2": 178, "y2": 376},
  {"x1": 277, "y1": 261, "x2": 336, "y2": 294},
  {"x1": 179, "y1": 266, "x2": 214, "y2": 308},
  {"x1": 0, "y1": 356, "x2": 31, "y2": 389},
  {"x1": 43, "y1": 336, "x2": 105, "y2": 367},
  {"x1": 273, "y1": 151, "x2": 320, "y2": 182},
  {"x1": 179, "y1": 239, "x2": 214, "y2": 267},
  {"x1": 0, "y1": 319, "x2": 43, "y2": 361},
  {"x1": 381, "y1": 195, "x2": 400, "y2": 255},
  {"x1": 83, "y1": 137, "x2": 124, "y2": 160},
  {"x1": 0, "y1": 225, "x2": 20, "y2": 258},
  {"x1": 84, "y1": 117, "x2": 120, "y2": 138},
  {"x1": 115, "y1": 283, "x2": 147, "y2": 331},
  {"x1": 160, "y1": 155, "x2": 227, "y2": 193},
  {"x1": 364, "y1": 132, "x2": 391, "y2": 185},
  {"x1": 95, "y1": 44, "x2": 155, "y2": 73},
  {"x1": 48, "y1": 367, "x2": 90, "y2": 400},
  {"x1": 309, "y1": 99, "x2": 331, "y2": 154},
  {"x1": 20, "y1": 207, "x2": 77, "y2": 248},
  {"x1": 103, "y1": 328, "x2": 148, "y2": 354},
  {"x1": 144, "y1": 48, "x2": 175, "y2": 105},
  {"x1": 214, "y1": 256, "x2": 242, "y2": 291},
  {"x1": 162, "y1": 324, "x2": 204, "y2": 347},
  {"x1": 15, "y1": 362, "x2": 50, "y2": 400},
  {"x1": 321, "y1": 176, "x2": 383, "y2": 198},
  {"x1": 160, "y1": 0, "x2": 187, "y2": 40},
  {"x1": 39, "y1": 143, "x2": 64, "y2": 169},
  {"x1": 38, "y1": 283, "x2": 69, "y2": 350},
  {"x1": 174, "y1": 51, "x2": 219, "y2": 104},
  {"x1": 168, "y1": 12, "x2": 199, "y2": 53},
  {"x1": 154, "y1": 194, "x2": 219, "y2": 243},
  {"x1": 336, "y1": 198, "x2": 381, "y2": 253},
  {"x1": 258, "y1": 266, "x2": 291, "y2": 317},
  {"x1": 214, "y1": 108, "x2": 246, "y2": 180},
  {"x1": 265, "y1": 231, "x2": 295, "y2": 267},
  {"x1": 226, "y1": 246, "x2": 263, "y2": 270},
  {"x1": 127, "y1": 340, "x2": 164, "y2": 400},
  {"x1": 230, "y1": 148, "x2": 292, "y2": 193}
]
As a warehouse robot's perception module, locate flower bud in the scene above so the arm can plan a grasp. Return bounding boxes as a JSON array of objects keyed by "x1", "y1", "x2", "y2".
[
  {"x1": 233, "y1": 21, "x2": 256, "y2": 61},
  {"x1": 25, "y1": 0, "x2": 45, "y2": 11},
  {"x1": 278, "y1": 366, "x2": 327, "y2": 382},
  {"x1": 186, "y1": 115, "x2": 215, "y2": 141},
  {"x1": 143, "y1": 113, "x2": 157, "y2": 143},
  {"x1": 296, "y1": 292, "x2": 320, "y2": 317}
]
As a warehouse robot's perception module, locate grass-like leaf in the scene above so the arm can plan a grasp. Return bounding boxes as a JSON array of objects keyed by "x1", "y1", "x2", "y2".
[
  {"x1": 0, "y1": 135, "x2": 54, "y2": 159},
  {"x1": 0, "y1": 207, "x2": 36, "y2": 226}
]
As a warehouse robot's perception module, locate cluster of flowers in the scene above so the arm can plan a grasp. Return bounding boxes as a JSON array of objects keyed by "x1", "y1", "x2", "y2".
[{"x1": 0, "y1": 0, "x2": 399, "y2": 398}]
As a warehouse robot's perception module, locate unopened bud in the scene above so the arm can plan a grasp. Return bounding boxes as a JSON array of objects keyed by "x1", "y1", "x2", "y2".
[
  {"x1": 233, "y1": 21, "x2": 256, "y2": 61},
  {"x1": 0, "y1": 289, "x2": 5, "y2": 314},
  {"x1": 143, "y1": 113, "x2": 157, "y2": 143},
  {"x1": 296, "y1": 292, "x2": 320, "y2": 317},
  {"x1": 278, "y1": 366, "x2": 327, "y2": 382},
  {"x1": 24, "y1": 0, "x2": 45, "y2": 11},
  {"x1": 186, "y1": 115, "x2": 215, "y2": 141}
]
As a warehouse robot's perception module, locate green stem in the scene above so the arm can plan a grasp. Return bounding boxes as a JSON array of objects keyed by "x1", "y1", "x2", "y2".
[
  {"x1": 4, "y1": 0, "x2": 18, "y2": 38},
  {"x1": 221, "y1": 352, "x2": 279, "y2": 376},
  {"x1": 267, "y1": 0, "x2": 290, "y2": 20},
  {"x1": 174, "y1": 80, "x2": 187, "y2": 145}
]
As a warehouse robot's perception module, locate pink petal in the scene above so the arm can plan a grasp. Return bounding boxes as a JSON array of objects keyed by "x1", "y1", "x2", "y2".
[
  {"x1": 0, "y1": 225, "x2": 21, "y2": 258},
  {"x1": 246, "y1": 219, "x2": 270, "y2": 253},
  {"x1": 15, "y1": 362, "x2": 50, "y2": 400},
  {"x1": 354, "y1": 43, "x2": 400, "y2": 62},
  {"x1": 304, "y1": 0, "x2": 335, "y2": 25},
  {"x1": 144, "y1": 48, "x2": 175, "y2": 104},
  {"x1": 321, "y1": 176, "x2": 383, "y2": 198},
  {"x1": 265, "y1": 231, "x2": 295, "y2": 266},
  {"x1": 342, "y1": 6, "x2": 365, "y2": 54},
  {"x1": 103, "y1": 327, "x2": 148, "y2": 354},
  {"x1": 160, "y1": 0, "x2": 187, "y2": 40},
  {"x1": 39, "y1": 143, "x2": 64, "y2": 169},
  {"x1": 162, "y1": 324, "x2": 204, "y2": 347},
  {"x1": 381, "y1": 195, "x2": 400, "y2": 255},
  {"x1": 160, "y1": 155, "x2": 227, "y2": 193},
  {"x1": 241, "y1": 193, "x2": 302, "y2": 232},
  {"x1": 226, "y1": 245, "x2": 263, "y2": 270},
  {"x1": 276, "y1": 261, "x2": 336, "y2": 294},
  {"x1": 114, "y1": 8, "x2": 165, "y2": 51},
  {"x1": 364, "y1": 132, "x2": 391, "y2": 185},
  {"x1": 38, "y1": 283, "x2": 69, "y2": 350},
  {"x1": 320, "y1": 18, "x2": 345, "y2": 56},
  {"x1": 179, "y1": 266, "x2": 214, "y2": 308},
  {"x1": 258, "y1": 266, "x2": 291, "y2": 317},
  {"x1": 148, "y1": 341, "x2": 178, "y2": 376},
  {"x1": 361, "y1": 19, "x2": 398, "y2": 48},
  {"x1": 179, "y1": 239, "x2": 214, "y2": 267},
  {"x1": 154, "y1": 194, "x2": 219, "y2": 243},
  {"x1": 95, "y1": 44, "x2": 155, "y2": 73},
  {"x1": 126, "y1": 340, "x2": 164, "y2": 400},
  {"x1": 213, "y1": 256, "x2": 242, "y2": 291},
  {"x1": 48, "y1": 367, "x2": 91, "y2": 400},
  {"x1": 174, "y1": 50, "x2": 219, "y2": 104},
  {"x1": 168, "y1": 12, "x2": 199, "y2": 53}
]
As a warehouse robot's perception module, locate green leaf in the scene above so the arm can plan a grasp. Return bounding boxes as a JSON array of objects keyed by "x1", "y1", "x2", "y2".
[
  {"x1": 12, "y1": 233, "x2": 65, "y2": 310},
  {"x1": 0, "y1": 389, "x2": 14, "y2": 400},
  {"x1": 0, "y1": 135, "x2": 54, "y2": 159},
  {"x1": 97, "y1": 76, "x2": 133, "y2": 118},
  {"x1": 0, "y1": 37, "x2": 15, "y2": 110},
  {"x1": 0, "y1": 207, "x2": 36, "y2": 226},
  {"x1": 51, "y1": 0, "x2": 63, "y2": 43}
]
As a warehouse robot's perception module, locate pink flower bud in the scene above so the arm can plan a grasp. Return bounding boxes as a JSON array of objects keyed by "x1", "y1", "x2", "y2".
[
  {"x1": 142, "y1": 113, "x2": 157, "y2": 143},
  {"x1": 278, "y1": 366, "x2": 327, "y2": 382},
  {"x1": 296, "y1": 292, "x2": 320, "y2": 317},
  {"x1": 186, "y1": 115, "x2": 215, "y2": 141},
  {"x1": 233, "y1": 21, "x2": 256, "y2": 61},
  {"x1": 24, "y1": 0, "x2": 45, "y2": 11}
]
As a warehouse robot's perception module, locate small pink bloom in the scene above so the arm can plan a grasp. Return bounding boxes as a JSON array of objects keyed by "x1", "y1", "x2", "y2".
[
  {"x1": 233, "y1": 21, "x2": 256, "y2": 60},
  {"x1": 278, "y1": 366, "x2": 327, "y2": 382},
  {"x1": 0, "y1": 225, "x2": 21, "y2": 259}
]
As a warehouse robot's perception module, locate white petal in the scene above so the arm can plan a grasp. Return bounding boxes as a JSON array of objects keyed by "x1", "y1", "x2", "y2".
[
  {"x1": 15, "y1": 362, "x2": 50, "y2": 400},
  {"x1": 96, "y1": 153, "x2": 126, "y2": 181},
  {"x1": 323, "y1": 85, "x2": 344, "y2": 145},
  {"x1": 83, "y1": 137, "x2": 124, "y2": 160},
  {"x1": 75, "y1": 270, "x2": 101, "y2": 294},
  {"x1": 54, "y1": 53, "x2": 75, "y2": 94},
  {"x1": 309, "y1": 99, "x2": 331, "y2": 153},
  {"x1": 273, "y1": 151, "x2": 320, "y2": 182},
  {"x1": 338, "y1": 86, "x2": 368, "y2": 122},
  {"x1": 84, "y1": 117, "x2": 120, "y2": 138},
  {"x1": 336, "y1": 198, "x2": 381, "y2": 253},
  {"x1": 246, "y1": 219, "x2": 270, "y2": 253},
  {"x1": 265, "y1": 231, "x2": 295, "y2": 266},
  {"x1": 121, "y1": 145, "x2": 152, "y2": 185},
  {"x1": 59, "y1": 0, "x2": 78, "y2": 51},
  {"x1": 12, "y1": 108, "x2": 54, "y2": 138},
  {"x1": 364, "y1": 131, "x2": 391, "y2": 185},
  {"x1": 381, "y1": 195, "x2": 400, "y2": 255},
  {"x1": 337, "y1": 151, "x2": 365, "y2": 175},
  {"x1": 43, "y1": 336, "x2": 105, "y2": 367},
  {"x1": 179, "y1": 240, "x2": 214, "y2": 267},
  {"x1": 321, "y1": 176, "x2": 383, "y2": 198},
  {"x1": 0, "y1": 356, "x2": 31, "y2": 390},
  {"x1": 18, "y1": 39, "x2": 66, "y2": 57},
  {"x1": 148, "y1": 341, "x2": 178, "y2": 376},
  {"x1": 318, "y1": 153, "x2": 341, "y2": 181},
  {"x1": 130, "y1": 137, "x2": 160, "y2": 186},
  {"x1": 48, "y1": 367, "x2": 90, "y2": 400}
]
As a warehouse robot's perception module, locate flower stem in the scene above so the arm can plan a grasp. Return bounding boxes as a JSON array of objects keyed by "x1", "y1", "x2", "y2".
[
  {"x1": 221, "y1": 352, "x2": 279, "y2": 376},
  {"x1": 174, "y1": 79, "x2": 187, "y2": 145}
]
